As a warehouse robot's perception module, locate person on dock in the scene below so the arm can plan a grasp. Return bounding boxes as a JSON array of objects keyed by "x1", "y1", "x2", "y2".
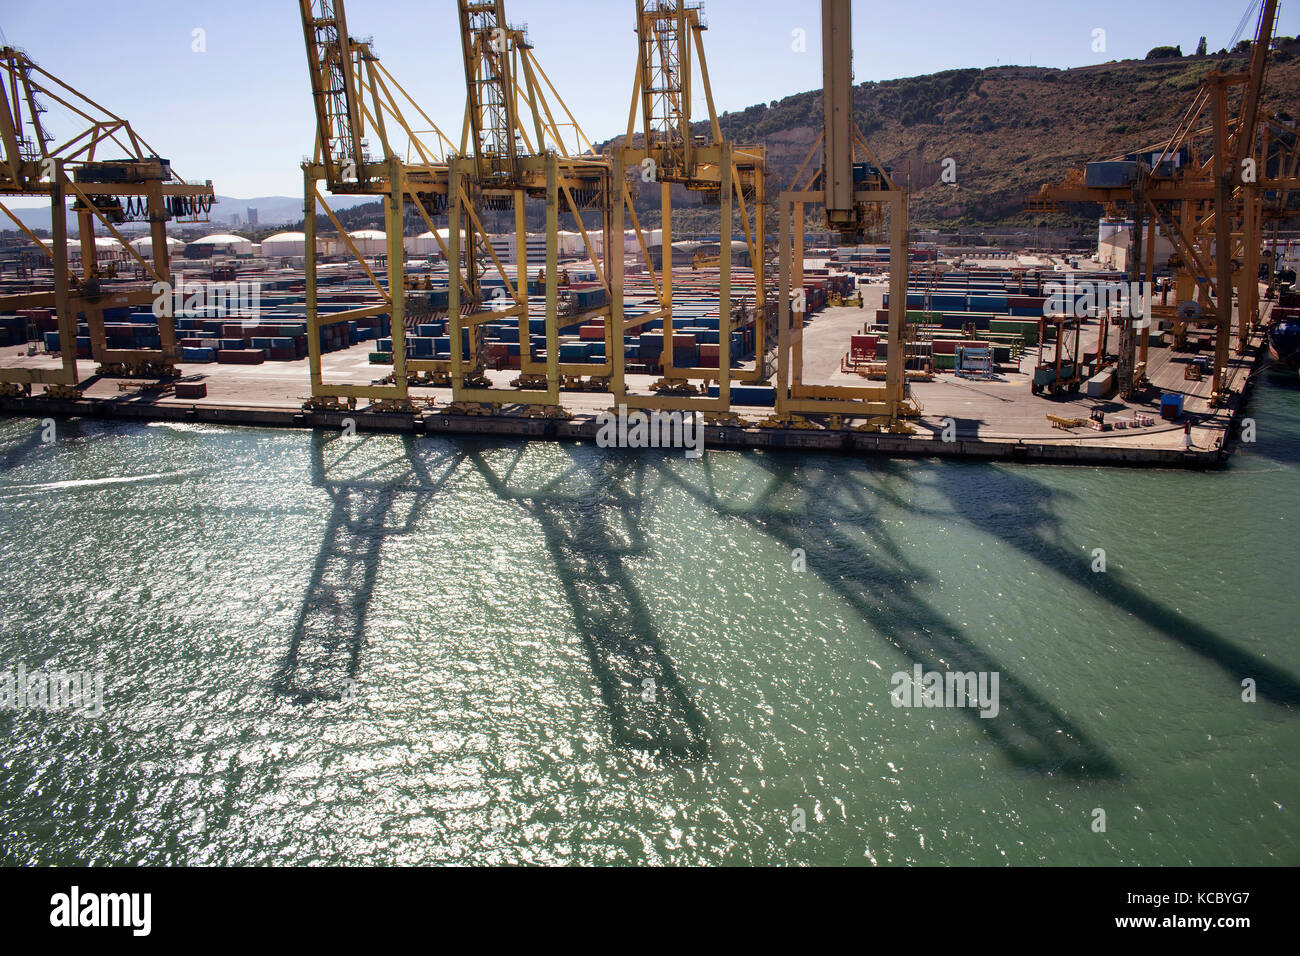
[{"x1": 1183, "y1": 421, "x2": 1195, "y2": 450}]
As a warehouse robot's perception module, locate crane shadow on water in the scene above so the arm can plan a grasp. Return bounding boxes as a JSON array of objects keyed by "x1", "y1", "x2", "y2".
[
  {"x1": 274, "y1": 430, "x2": 1295, "y2": 774},
  {"x1": 929, "y1": 462, "x2": 1300, "y2": 709},
  {"x1": 0, "y1": 422, "x2": 52, "y2": 473},
  {"x1": 273, "y1": 431, "x2": 711, "y2": 762},
  {"x1": 466, "y1": 446, "x2": 711, "y2": 763},
  {"x1": 650, "y1": 452, "x2": 1121, "y2": 778},
  {"x1": 272, "y1": 431, "x2": 464, "y2": 703}
]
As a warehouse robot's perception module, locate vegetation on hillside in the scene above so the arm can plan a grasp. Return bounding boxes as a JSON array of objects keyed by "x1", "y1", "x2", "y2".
[
  {"x1": 288, "y1": 46, "x2": 1300, "y2": 240},
  {"x1": 620, "y1": 44, "x2": 1300, "y2": 230}
]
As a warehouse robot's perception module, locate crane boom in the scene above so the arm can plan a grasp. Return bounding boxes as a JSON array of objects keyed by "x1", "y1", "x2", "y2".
[
  {"x1": 458, "y1": 0, "x2": 522, "y2": 186},
  {"x1": 821, "y1": 0, "x2": 854, "y2": 230},
  {"x1": 1234, "y1": 0, "x2": 1280, "y2": 169},
  {"x1": 299, "y1": 0, "x2": 368, "y2": 190}
]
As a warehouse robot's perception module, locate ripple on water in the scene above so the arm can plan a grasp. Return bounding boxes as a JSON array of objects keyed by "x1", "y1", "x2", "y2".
[{"x1": 0, "y1": 405, "x2": 1297, "y2": 865}]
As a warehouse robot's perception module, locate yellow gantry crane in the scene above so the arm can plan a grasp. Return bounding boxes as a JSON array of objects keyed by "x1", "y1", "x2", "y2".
[
  {"x1": 607, "y1": 0, "x2": 769, "y2": 415},
  {"x1": 299, "y1": 0, "x2": 459, "y2": 411},
  {"x1": 0, "y1": 44, "x2": 214, "y2": 395},
  {"x1": 300, "y1": 0, "x2": 613, "y2": 412},
  {"x1": 1259, "y1": 109, "x2": 1300, "y2": 282},
  {"x1": 295, "y1": 0, "x2": 911, "y2": 427},
  {"x1": 769, "y1": 0, "x2": 916, "y2": 431},
  {"x1": 1030, "y1": 0, "x2": 1297, "y2": 402},
  {"x1": 447, "y1": 0, "x2": 613, "y2": 412}
]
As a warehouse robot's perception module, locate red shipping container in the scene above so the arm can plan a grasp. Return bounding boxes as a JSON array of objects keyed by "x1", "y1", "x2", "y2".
[
  {"x1": 850, "y1": 335, "x2": 877, "y2": 359},
  {"x1": 671, "y1": 334, "x2": 695, "y2": 348},
  {"x1": 579, "y1": 324, "x2": 605, "y2": 341},
  {"x1": 216, "y1": 349, "x2": 264, "y2": 365},
  {"x1": 174, "y1": 382, "x2": 207, "y2": 399},
  {"x1": 268, "y1": 348, "x2": 297, "y2": 361}
]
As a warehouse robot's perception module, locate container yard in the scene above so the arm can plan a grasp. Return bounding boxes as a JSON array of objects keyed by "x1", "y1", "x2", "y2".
[{"x1": 0, "y1": 248, "x2": 1267, "y2": 467}]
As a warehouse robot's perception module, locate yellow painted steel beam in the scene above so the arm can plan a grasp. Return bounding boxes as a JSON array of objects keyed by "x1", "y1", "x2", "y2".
[
  {"x1": 302, "y1": 166, "x2": 406, "y2": 404},
  {"x1": 0, "y1": 200, "x2": 52, "y2": 257},
  {"x1": 313, "y1": 184, "x2": 388, "y2": 295},
  {"x1": 385, "y1": 158, "x2": 410, "y2": 400},
  {"x1": 317, "y1": 304, "x2": 391, "y2": 328},
  {"x1": 0, "y1": 169, "x2": 78, "y2": 387}
]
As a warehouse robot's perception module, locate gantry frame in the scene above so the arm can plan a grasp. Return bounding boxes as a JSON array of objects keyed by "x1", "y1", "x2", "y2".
[
  {"x1": 1030, "y1": 0, "x2": 1297, "y2": 403},
  {"x1": 300, "y1": 0, "x2": 619, "y2": 411},
  {"x1": 293, "y1": 0, "x2": 913, "y2": 426},
  {"x1": 0, "y1": 45, "x2": 213, "y2": 392},
  {"x1": 609, "y1": 0, "x2": 770, "y2": 415},
  {"x1": 770, "y1": 0, "x2": 914, "y2": 430},
  {"x1": 447, "y1": 0, "x2": 614, "y2": 411},
  {"x1": 299, "y1": 0, "x2": 459, "y2": 409}
]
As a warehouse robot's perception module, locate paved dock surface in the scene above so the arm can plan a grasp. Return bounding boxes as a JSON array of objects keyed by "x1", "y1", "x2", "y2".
[{"x1": 0, "y1": 293, "x2": 1267, "y2": 468}]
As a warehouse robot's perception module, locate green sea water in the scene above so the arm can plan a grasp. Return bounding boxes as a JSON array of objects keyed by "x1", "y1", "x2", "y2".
[{"x1": 0, "y1": 376, "x2": 1297, "y2": 866}]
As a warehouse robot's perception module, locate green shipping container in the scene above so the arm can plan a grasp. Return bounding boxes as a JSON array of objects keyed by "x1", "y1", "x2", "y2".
[{"x1": 990, "y1": 320, "x2": 1039, "y2": 346}]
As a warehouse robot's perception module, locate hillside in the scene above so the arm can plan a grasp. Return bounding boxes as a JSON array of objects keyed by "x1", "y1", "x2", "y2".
[
  {"x1": 307, "y1": 49, "x2": 1300, "y2": 239},
  {"x1": 608, "y1": 47, "x2": 1300, "y2": 229},
  {"x1": 11, "y1": 50, "x2": 1294, "y2": 242}
]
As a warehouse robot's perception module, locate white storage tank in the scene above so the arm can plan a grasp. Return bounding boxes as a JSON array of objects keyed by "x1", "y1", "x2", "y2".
[
  {"x1": 189, "y1": 233, "x2": 255, "y2": 256},
  {"x1": 128, "y1": 236, "x2": 184, "y2": 258},
  {"x1": 347, "y1": 229, "x2": 389, "y2": 256},
  {"x1": 261, "y1": 232, "x2": 308, "y2": 257}
]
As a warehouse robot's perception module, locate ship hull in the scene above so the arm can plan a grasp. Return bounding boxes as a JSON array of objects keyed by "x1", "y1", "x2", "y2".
[{"x1": 1269, "y1": 320, "x2": 1300, "y2": 372}]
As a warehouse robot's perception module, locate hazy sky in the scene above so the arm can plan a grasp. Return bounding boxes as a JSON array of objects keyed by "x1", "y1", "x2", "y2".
[{"x1": 3, "y1": 0, "x2": 1294, "y2": 205}]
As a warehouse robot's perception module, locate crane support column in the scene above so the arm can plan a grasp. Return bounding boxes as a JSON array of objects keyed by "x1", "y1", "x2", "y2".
[
  {"x1": 1120, "y1": 186, "x2": 1143, "y2": 398},
  {"x1": 1212, "y1": 76, "x2": 1233, "y2": 401},
  {"x1": 1240, "y1": 183, "x2": 1257, "y2": 350}
]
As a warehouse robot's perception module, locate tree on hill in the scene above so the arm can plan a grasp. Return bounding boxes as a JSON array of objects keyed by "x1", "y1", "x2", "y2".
[
  {"x1": 1146, "y1": 45, "x2": 1183, "y2": 60},
  {"x1": 1196, "y1": 37, "x2": 1208, "y2": 57}
]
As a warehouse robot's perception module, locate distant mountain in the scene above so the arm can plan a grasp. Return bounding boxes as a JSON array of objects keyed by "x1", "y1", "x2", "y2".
[
  {"x1": 5, "y1": 46, "x2": 1299, "y2": 239},
  {"x1": 211, "y1": 194, "x2": 377, "y2": 227}
]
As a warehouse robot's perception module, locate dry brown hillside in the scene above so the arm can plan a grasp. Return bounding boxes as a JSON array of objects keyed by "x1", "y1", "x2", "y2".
[
  {"x1": 607, "y1": 47, "x2": 1300, "y2": 229},
  {"x1": 305, "y1": 49, "x2": 1300, "y2": 236}
]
